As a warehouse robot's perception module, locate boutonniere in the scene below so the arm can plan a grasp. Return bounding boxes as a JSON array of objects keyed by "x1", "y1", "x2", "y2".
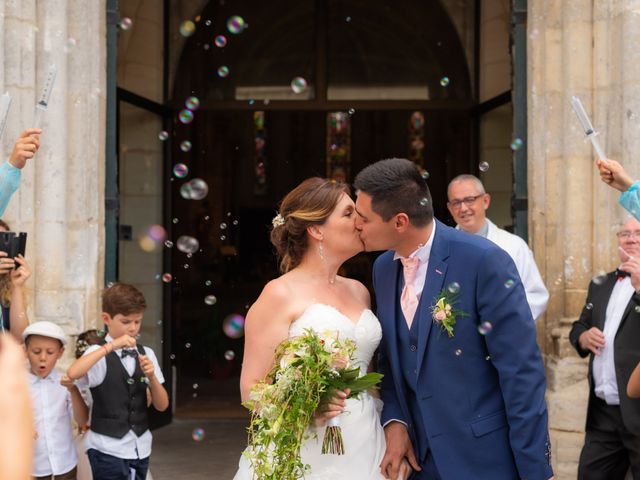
[{"x1": 431, "y1": 289, "x2": 468, "y2": 338}]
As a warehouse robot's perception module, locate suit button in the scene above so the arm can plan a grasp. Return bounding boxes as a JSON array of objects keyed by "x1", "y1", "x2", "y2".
[{"x1": 410, "y1": 345, "x2": 417, "y2": 352}]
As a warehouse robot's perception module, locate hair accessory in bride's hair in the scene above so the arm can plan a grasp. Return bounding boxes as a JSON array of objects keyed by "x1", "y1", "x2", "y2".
[{"x1": 272, "y1": 213, "x2": 285, "y2": 228}]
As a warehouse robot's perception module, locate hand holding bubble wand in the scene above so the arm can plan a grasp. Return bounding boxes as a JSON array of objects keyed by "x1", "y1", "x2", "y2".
[
  {"x1": 33, "y1": 64, "x2": 57, "y2": 130},
  {"x1": 570, "y1": 96, "x2": 607, "y2": 161}
]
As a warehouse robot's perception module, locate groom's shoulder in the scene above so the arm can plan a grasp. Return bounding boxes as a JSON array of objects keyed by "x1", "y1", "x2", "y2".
[
  {"x1": 372, "y1": 250, "x2": 396, "y2": 270},
  {"x1": 440, "y1": 221, "x2": 503, "y2": 256}
]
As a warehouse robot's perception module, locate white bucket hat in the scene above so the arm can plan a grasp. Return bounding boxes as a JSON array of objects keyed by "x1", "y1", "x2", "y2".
[{"x1": 22, "y1": 321, "x2": 67, "y2": 346}]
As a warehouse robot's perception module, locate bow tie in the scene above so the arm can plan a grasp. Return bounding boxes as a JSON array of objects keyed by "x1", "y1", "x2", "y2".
[
  {"x1": 616, "y1": 268, "x2": 631, "y2": 281},
  {"x1": 121, "y1": 349, "x2": 138, "y2": 358}
]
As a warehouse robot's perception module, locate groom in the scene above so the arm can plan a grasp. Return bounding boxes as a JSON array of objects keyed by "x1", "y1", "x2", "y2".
[{"x1": 354, "y1": 158, "x2": 554, "y2": 480}]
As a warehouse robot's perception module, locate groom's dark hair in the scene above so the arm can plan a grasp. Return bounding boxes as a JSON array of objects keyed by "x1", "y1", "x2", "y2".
[{"x1": 354, "y1": 158, "x2": 433, "y2": 227}]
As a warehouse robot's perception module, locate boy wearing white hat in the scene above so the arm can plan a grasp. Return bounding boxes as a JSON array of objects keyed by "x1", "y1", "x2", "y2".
[{"x1": 23, "y1": 321, "x2": 89, "y2": 480}]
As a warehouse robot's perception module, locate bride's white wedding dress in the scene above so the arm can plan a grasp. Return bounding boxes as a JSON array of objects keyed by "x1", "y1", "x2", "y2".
[{"x1": 234, "y1": 303, "x2": 387, "y2": 479}]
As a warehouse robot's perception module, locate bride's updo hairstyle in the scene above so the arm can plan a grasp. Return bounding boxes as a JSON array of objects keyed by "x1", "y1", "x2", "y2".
[{"x1": 271, "y1": 177, "x2": 350, "y2": 273}]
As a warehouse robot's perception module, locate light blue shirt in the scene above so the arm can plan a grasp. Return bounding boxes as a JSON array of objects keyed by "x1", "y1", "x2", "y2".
[
  {"x1": 0, "y1": 160, "x2": 21, "y2": 217},
  {"x1": 620, "y1": 181, "x2": 640, "y2": 220}
]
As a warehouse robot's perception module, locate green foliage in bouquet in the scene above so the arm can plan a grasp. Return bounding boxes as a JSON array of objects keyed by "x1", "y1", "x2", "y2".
[{"x1": 242, "y1": 329, "x2": 383, "y2": 480}]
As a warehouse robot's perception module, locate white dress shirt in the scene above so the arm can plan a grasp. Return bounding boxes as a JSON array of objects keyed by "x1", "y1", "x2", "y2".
[
  {"x1": 79, "y1": 335, "x2": 165, "y2": 460},
  {"x1": 593, "y1": 276, "x2": 634, "y2": 405},
  {"x1": 29, "y1": 369, "x2": 79, "y2": 476},
  {"x1": 393, "y1": 221, "x2": 436, "y2": 299}
]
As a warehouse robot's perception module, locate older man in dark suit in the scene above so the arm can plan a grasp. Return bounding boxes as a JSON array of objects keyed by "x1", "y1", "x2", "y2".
[{"x1": 570, "y1": 217, "x2": 640, "y2": 479}]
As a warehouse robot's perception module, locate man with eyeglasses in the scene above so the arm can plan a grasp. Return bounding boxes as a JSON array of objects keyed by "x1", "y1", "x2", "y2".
[
  {"x1": 447, "y1": 174, "x2": 548, "y2": 320},
  {"x1": 569, "y1": 217, "x2": 640, "y2": 478}
]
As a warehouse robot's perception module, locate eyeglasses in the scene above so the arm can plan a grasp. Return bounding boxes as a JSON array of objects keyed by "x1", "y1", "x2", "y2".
[
  {"x1": 616, "y1": 230, "x2": 640, "y2": 239},
  {"x1": 447, "y1": 194, "x2": 484, "y2": 209}
]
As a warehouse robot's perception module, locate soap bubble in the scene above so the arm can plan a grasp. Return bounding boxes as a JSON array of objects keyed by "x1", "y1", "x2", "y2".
[
  {"x1": 179, "y1": 20, "x2": 196, "y2": 37},
  {"x1": 223, "y1": 314, "x2": 245, "y2": 339},
  {"x1": 455, "y1": 348, "x2": 462, "y2": 356},
  {"x1": 478, "y1": 322, "x2": 493, "y2": 335},
  {"x1": 290, "y1": 77, "x2": 308, "y2": 94},
  {"x1": 227, "y1": 15, "x2": 246, "y2": 34},
  {"x1": 479, "y1": 161, "x2": 490, "y2": 172},
  {"x1": 224, "y1": 350, "x2": 236, "y2": 361},
  {"x1": 585, "y1": 303, "x2": 594, "y2": 310},
  {"x1": 162, "y1": 273, "x2": 172, "y2": 283},
  {"x1": 192, "y1": 383, "x2": 199, "y2": 389},
  {"x1": 217, "y1": 65, "x2": 230, "y2": 78},
  {"x1": 180, "y1": 140, "x2": 192, "y2": 152},
  {"x1": 127, "y1": 378, "x2": 135, "y2": 385},
  {"x1": 185, "y1": 96, "x2": 200, "y2": 110},
  {"x1": 220, "y1": 222, "x2": 228, "y2": 230},
  {"x1": 232, "y1": 220, "x2": 239, "y2": 226},
  {"x1": 148, "y1": 225, "x2": 166, "y2": 241},
  {"x1": 205, "y1": 280, "x2": 212, "y2": 286},
  {"x1": 138, "y1": 236, "x2": 156, "y2": 252},
  {"x1": 348, "y1": 108, "x2": 355, "y2": 115},
  {"x1": 421, "y1": 170, "x2": 430, "y2": 180},
  {"x1": 504, "y1": 279, "x2": 515, "y2": 289},
  {"x1": 188, "y1": 178, "x2": 209, "y2": 200},
  {"x1": 180, "y1": 183, "x2": 193, "y2": 199},
  {"x1": 185, "y1": 342, "x2": 191, "y2": 349},
  {"x1": 419, "y1": 198, "x2": 429, "y2": 207},
  {"x1": 173, "y1": 163, "x2": 189, "y2": 178},
  {"x1": 220, "y1": 235, "x2": 226, "y2": 241},
  {"x1": 635, "y1": 305, "x2": 640, "y2": 313},
  {"x1": 120, "y1": 17, "x2": 133, "y2": 30},
  {"x1": 214, "y1": 35, "x2": 227, "y2": 47},
  {"x1": 179, "y1": 109, "x2": 194, "y2": 124},
  {"x1": 440, "y1": 76, "x2": 450, "y2": 87},
  {"x1": 448, "y1": 282, "x2": 460, "y2": 294},
  {"x1": 192, "y1": 428, "x2": 205, "y2": 441},
  {"x1": 510, "y1": 138, "x2": 524, "y2": 151},
  {"x1": 158, "y1": 130, "x2": 169, "y2": 141},
  {"x1": 176, "y1": 235, "x2": 199, "y2": 254},
  {"x1": 164, "y1": 240, "x2": 173, "y2": 248},
  {"x1": 592, "y1": 272, "x2": 607, "y2": 285},
  {"x1": 204, "y1": 295, "x2": 217, "y2": 305}
]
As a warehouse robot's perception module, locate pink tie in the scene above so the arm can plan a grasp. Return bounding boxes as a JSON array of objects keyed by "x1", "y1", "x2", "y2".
[{"x1": 400, "y1": 257, "x2": 420, "y2": 328}]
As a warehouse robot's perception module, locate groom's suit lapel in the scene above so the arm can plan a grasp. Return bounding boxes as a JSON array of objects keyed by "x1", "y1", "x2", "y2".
[{"x1": 416, "y1": 220, "x2": 450, "y2": 372}]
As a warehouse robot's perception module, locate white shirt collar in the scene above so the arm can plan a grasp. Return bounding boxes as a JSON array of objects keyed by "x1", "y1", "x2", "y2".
[
  {"x1": 393, "y1": 220, "x2": 436, "y2": 263},
  {"x1": 29, "y1": 368, "x2": 61, "y2": 384}
]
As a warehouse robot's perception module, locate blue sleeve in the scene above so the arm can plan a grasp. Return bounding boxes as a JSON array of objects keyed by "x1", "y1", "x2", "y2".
[
  {"x1": 0, "y1": 161, "x2": 21, "y2": 217},
  {"x1": 477, "y1": 247, "x2": 553, "y2": 480},
  {"x1": 620, "y1": 181, "x2": 640, "y2": 220}
]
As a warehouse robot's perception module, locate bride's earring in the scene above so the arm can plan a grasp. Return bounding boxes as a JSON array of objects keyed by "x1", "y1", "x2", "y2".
[{"x1": 318, "y1": 239, "x2": 325, "y2": 261}]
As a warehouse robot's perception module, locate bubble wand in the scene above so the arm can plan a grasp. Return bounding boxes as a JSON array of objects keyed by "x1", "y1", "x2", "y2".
[
  {"x1": 33, "y1": 64, "x2": 57, "y2": 129},
  {"x1": 570, "y1": 96, "x2": 607, "y2": 161},
  {"x1": 0, "y1": 93, "x2": 11, "y2": 141}
]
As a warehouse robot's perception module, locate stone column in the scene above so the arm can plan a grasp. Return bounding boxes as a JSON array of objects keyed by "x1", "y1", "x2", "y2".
[
  {"x1": 0, "y1": 1, "x2": 106, "y2": 352},
  {"x1": 529, "y1": 1, "x2": 637, "y2": 478}
]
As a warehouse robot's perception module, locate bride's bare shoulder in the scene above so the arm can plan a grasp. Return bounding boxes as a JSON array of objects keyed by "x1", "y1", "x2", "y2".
[
  {"x1": 340, "y1": 277, "x2": 371, "y2": 307},
  {"x1": 247, "y1": 276, "x2": 297, "y2": 322}
]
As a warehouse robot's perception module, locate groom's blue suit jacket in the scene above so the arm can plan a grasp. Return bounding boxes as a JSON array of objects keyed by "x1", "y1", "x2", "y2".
[{"x1": 374, "y1": 220, "x2": 553, "y2": 480}]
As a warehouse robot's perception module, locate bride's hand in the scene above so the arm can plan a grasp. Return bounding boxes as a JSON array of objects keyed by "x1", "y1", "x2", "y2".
[
  {"x1": 313, "y1": 388, "x2": 350, "y2": 427},
  {"x1": 397, "y1": 459, "x2": 412, "y2": 480}
]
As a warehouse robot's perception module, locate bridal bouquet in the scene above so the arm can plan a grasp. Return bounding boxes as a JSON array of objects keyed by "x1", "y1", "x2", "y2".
[{"x1": 242, "y1": 328, "x2": 383, "y2": 480}]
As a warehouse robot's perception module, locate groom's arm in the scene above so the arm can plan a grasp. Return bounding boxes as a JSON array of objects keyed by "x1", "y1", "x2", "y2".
[{"x1": 477, "y1": 246, "x2": 553, "y2": 480}]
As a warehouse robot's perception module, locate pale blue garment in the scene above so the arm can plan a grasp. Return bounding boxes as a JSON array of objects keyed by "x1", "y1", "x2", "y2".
[
  {"x1": 620, "y1": 181, "x2": 640, "y2": 220},
  {"x1": 0, "y1": 160, "x2": 20, "y2": 217}
]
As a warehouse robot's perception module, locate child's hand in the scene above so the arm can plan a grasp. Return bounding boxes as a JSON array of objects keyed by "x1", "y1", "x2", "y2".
[
  {"x1": 138, "y1": 354, "x2": 155, "y2": 379},
  {"x1": 10, "y1": 255, "x2": 31, "y2": 287},
  {"x1": 111, "y1": 334, "x2": 136, "y2": 350},
  {"x1": 60, "y1": 374, "x2": 76, "y2": 390}
]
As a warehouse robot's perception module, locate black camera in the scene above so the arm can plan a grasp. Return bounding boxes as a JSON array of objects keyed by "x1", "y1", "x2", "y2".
[{"x1": 0, "y1": 231, "x2": 27, "y2": 261}]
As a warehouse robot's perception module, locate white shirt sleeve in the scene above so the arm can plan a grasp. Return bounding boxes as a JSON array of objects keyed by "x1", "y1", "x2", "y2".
[
  {"x1": 81, "y1": 344, "x2": 108, "y2": 388},
  {"x1": 143, "y1": 347, "x2": 165, "y2": 384}
]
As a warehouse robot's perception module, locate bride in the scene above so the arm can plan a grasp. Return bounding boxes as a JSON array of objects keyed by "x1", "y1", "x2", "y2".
[{"x1": 234, "y1": 178, "x2": 410, "y2": 480}]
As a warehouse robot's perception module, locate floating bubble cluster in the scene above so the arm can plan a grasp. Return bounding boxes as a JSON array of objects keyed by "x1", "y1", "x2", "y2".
[{"x1": 180, "y1": 178, "x2": 209, "y2": 200}]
